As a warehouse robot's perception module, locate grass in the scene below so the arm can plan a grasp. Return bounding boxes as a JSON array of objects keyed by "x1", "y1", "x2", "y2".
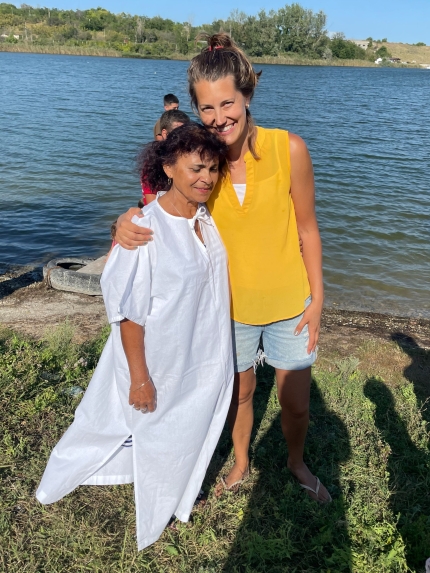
[
  {"x1": 0, "y1": 43, "x2": 419, "y2": 67},
  {"x1": 383, "y1": 42, "x2": 430, "y2": 64},
  {"x1": 0, "y1": 321, "x2": 429, "y2": 572},
  {"x1": 0, "y1": 43, "x2": 121, "y2": 57},
  {"x1": 249, "y1": 54, "x2": 378, "y2": 67}
]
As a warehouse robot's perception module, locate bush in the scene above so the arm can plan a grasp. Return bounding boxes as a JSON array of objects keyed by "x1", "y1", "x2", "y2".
[
  {"x1": 61, "y1": 25, "x2": 78, "y2": 40},
  {"x1": 375, "y1": 45, "x2": 391, "y2": 59},
  {"x1": 331, "y1": 37, "x2": 366, "y2": 59}
]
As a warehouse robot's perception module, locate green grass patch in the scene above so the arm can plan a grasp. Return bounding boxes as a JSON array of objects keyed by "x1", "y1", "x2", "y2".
[{"x1": 0, "y1": 322, "x2": 429, "y2": 572}]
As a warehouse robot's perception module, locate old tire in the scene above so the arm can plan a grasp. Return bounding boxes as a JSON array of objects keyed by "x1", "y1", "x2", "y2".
[{"x1": 43, "y1": 257, "x2": 102, "y2": 296}]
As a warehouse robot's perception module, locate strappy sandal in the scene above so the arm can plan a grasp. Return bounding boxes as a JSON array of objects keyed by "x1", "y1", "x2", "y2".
[
  {"x1": 214, "y1": 466, "x2": 250, "y2": 497},
  {"x1": 299, "y1": 476, "x2": 332, "y2": 504}
]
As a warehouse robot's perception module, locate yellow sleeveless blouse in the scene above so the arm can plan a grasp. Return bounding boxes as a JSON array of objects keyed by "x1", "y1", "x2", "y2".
[{"x1": 207, "y1": 126, "x2": 311, "y2": 325}]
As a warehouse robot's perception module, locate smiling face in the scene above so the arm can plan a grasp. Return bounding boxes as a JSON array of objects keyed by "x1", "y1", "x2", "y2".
[
  {"x1": 194, "y1": 76, "x2": 250, "y2": 153},
  {"x1": 163, "y1": 151, "x2": 220, "y2": 205}
]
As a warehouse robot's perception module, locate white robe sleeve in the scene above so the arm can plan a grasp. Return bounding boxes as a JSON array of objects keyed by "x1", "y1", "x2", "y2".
[{"x1": 101, "y1": 216, "x2": 152, "y2": 327}]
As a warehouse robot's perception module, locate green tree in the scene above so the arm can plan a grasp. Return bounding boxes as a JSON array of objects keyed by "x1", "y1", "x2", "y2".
[
  {"x1": 0, "y1": 3, "x2": 17, "y2": 14},
  {"x1": 83, "y1": 8, "x2": 115, "y2": 31},
  {"x1": 331, "y1": 33, "x2": 366, "y2": 59},
  {"x1": 178, "y1": 34, "x2": 188, "y2": 54},
  {"x1": 276, "y1": 3, "x2": 328, "y2": 57},
  {"x1": 375, "y1": 45, "x2": 391, "y2": 58},
  {"x1": 240, "y1": 10, "x2": 278, "y2": 57}
]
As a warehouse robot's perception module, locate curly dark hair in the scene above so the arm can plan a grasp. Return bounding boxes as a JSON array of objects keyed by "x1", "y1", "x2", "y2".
[{"x1": 137, "y1": 122, "x2": 228, "y2": 194}]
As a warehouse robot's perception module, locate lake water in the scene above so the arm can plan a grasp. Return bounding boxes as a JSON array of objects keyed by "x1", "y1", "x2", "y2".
[{"x1": 1, "y1": 52, "x2": 429, "y2": 318}]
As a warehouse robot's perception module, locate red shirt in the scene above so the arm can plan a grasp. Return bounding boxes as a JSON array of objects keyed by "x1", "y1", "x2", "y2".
[{"x1": 141, "y1": 183, "x2": 155, "y2": 205}]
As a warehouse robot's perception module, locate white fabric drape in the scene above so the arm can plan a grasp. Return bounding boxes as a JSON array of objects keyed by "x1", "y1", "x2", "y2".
[{"x1": 36, "y1": 200, "x2": 234, "y2": 550}]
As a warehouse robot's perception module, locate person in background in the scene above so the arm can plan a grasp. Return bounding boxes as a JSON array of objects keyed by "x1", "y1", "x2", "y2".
[
  {"x1": 153, "y1": 94, "x2": 179, "y2": 141},
  {"x1": 36, "y1": 123, "x2": 234, "y2": 551},
  {"x1": 142, "y1": 110, "x2": 191, "y2": 206},
  {"x1": 115, "y1": 33, "x2": 331, "y2": 503},
  {"x1": 109, "y1": 110, "x2": 191, "y2": 249},
  {"x1": 159, "y1": 109, "x2": 190, "y2": 141}
]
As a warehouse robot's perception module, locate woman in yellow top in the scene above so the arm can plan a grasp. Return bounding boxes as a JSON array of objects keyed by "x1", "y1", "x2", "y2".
[{"x1": 116, "y1": 33, "x2": 330, "y2": 503}]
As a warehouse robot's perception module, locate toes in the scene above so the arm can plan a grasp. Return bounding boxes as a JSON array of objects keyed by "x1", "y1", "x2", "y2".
[{"x1": 317, "y1": 484, "x2": 332, "y2": 503}]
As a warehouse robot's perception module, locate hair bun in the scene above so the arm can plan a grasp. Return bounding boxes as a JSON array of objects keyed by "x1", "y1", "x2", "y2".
[
  {"x1": 196, "y1": 32, "x2": 233, "y2": 52},
  {"x1": 189, "y1": 31, "x2": 261, "y2": 160}
]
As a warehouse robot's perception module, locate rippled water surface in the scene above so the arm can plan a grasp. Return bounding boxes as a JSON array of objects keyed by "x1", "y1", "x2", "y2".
[{"x1": 1, "y1": 53, "x2": 429, "y2": 317}]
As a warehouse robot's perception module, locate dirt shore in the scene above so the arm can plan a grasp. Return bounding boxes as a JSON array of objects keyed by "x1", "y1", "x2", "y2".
[{"x1": 1, "y1": 264, "x2": 429, "y2": 352}]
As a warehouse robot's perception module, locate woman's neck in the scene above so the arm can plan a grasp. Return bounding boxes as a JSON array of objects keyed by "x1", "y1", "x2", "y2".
[{"x1": 159, "y1": 188, "x2": 198, "y2": 219}]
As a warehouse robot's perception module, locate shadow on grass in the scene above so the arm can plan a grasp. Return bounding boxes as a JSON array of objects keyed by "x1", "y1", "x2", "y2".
[
  {"x1": 221, "y1": 365, "x2": 352, "y2": 573},
  {"x1": 391, "y1": 332, "x2": 430, "y2": 424},
  {"x1": 364, "y1": 377, "x2": 430, "y2": 570}
]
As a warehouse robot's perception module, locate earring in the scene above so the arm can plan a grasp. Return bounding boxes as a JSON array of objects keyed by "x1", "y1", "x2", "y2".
[{"x1": 167, "y1": 177, "x2": 172, "y2": 186}]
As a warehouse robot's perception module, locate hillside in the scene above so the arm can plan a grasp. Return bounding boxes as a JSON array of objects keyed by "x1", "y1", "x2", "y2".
[{"x1": 382, "y1": 42, "x2": 430, "y2": 64}]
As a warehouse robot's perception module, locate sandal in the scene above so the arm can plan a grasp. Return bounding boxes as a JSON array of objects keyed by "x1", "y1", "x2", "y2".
[
  {"x1": 299, "y1": 476, "x2": 332, "y2": 504},
  {"x1": 214, "y1": 466, "x2": 250, "y2": 497}
]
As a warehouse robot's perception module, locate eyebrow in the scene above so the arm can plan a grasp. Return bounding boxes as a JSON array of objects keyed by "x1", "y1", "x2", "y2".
[
  {"x1": 190, "y1": 162, "x2": 218, "y2": 168},
  {"x1": 200, "y1": 98, "x2": 234, "y2": 107}
]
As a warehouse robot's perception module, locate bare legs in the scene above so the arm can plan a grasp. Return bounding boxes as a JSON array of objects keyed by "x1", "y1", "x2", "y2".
[
  {"x1": 276, "y1": 367, "x2": 311, "y2": 468},
  {"x1": 224, "y1": 365, "x2": 330, "y2": 501},
  {"x1": 276, "y1": 367, "x2": 330, "y2": 501},
  {"x1": 224, "y1": 369, "x2": 256, "y2": 485}
]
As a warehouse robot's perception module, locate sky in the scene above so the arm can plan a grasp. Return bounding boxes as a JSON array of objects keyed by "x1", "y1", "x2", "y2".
[{"x1": 34, "y1": 0, "x2": 430, "y2": 45}]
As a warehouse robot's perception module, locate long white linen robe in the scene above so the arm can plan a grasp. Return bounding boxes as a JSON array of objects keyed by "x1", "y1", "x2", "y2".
[{"x1": 36, "y1": 200, "x2": 234, "y2": 550}]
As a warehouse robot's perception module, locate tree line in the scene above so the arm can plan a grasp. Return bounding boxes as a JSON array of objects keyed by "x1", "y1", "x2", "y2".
[{"x1": 0, "y1": 2, "x2": 389, "y2": 61}]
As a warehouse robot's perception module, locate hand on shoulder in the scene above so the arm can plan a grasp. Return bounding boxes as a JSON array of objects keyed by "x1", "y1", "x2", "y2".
[{"x1": 116, "y1": 207, "x2": 153, "y2": 250}]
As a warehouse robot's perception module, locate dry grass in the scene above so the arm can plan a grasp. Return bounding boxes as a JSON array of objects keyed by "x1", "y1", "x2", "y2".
[
  {"x1": 383, "y1": 42, "x2": 430, "y2": 64},
  {"x1": 2, "y1": 40, "x2": 429, "y2": 66},
  {"x1": 250, "y1": 55, "x2": 378, "y2": 67},
  {"x1": 0, "y1": 43, "x2": 121, "y2": 57}
]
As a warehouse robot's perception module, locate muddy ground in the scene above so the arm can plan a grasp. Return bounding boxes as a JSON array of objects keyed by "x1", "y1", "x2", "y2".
[{"x1": 1, "y1": 265, "x2": 429, "y2": 354}]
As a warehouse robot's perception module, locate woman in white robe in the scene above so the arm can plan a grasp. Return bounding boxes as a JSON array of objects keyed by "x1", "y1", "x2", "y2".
[{"x1": 36, "y1": 123, "x2": 234, "y2": 551}]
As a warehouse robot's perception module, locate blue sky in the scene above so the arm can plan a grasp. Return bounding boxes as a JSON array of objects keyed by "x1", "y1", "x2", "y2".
[{"x1": 42, "y1": 0, "x2": 430, "y2": 45}]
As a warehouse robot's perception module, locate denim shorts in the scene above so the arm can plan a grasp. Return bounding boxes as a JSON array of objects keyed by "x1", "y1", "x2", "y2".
[{"x1": 231, "y1": 297, "x2": 317, "y2": 373}]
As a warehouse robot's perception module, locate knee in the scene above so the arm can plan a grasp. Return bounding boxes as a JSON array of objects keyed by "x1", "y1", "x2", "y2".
[
  {"x1": 231, "y1": 379, "x2": 256, "y2": 407},
  {"x1": 280, "y1": 401, "x2": 309, "y2": 420}
]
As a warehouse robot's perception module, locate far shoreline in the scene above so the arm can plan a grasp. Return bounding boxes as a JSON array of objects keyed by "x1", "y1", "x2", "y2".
[{"x1": 0, "y1": 43, "x2": 422, "y2": 69}]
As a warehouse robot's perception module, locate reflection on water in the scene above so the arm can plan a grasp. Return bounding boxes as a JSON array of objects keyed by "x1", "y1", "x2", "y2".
[{"x1": 0, "y1": 53, "x2": 429, "y2": 317}]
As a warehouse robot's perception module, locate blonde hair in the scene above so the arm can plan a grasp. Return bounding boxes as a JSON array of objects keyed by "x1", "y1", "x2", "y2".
[{"x1": 188, "y1": 33, "x2": 262, "y2": 159}]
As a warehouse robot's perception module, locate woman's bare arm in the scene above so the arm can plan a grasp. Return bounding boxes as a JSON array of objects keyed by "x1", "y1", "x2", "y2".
[
  {"x1": 289, "y1": 133, "x2": 324, "y2": 353},
  {"x1": 115, "y1": 208, "x2": 154, "y2": 250},
  {"x1": 120, "y1": 319, "x2": 156, "y2": 412}
]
